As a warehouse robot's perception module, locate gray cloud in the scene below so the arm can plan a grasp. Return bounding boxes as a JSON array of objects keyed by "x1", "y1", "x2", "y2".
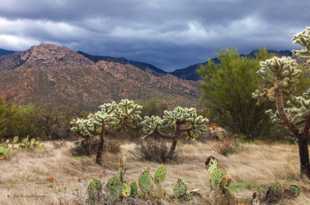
[{"x1": 0, "y1": 0, "x2": 309, "y2": 71}]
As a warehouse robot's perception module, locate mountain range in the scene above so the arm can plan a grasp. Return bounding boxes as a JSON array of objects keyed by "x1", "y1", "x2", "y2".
[
  {"x1": 0, "y1": 47, "x2": 292, "y2": 81},
  {"x1": 0, "y1": 45, "x2": 293, "y2": 110},
  {"x1": 0, "y1": 44, "x2": 197, "y2": 110}
]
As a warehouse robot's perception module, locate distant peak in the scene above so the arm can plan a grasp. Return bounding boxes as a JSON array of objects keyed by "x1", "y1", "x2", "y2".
[
  {"x1": 20, "y1": 43, "x2": 88, "y2": 65},
  {"x1": 29, "y1": 43, "x2": 71, "y2": 53}
]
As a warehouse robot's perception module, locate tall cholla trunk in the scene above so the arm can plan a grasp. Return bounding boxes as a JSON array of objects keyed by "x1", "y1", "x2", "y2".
[
  {"x1": 96, "y1": 124, "x2": 105, "y2": 165},
  {"x1": 299, "y1": 116, "x2": 310, "y2": 178},
  {"x1": 167, "y1": 139, "x2": 178, "y2": 159},
  {"x1": 96, "y1": 135, "x2": 104, "y2": 165},
  {"x1": 167, "y1": 122, "x2": 181, "y2": 159},
  {"x1": 297, "y1": 136, "x2": 310, "y2": 178}
]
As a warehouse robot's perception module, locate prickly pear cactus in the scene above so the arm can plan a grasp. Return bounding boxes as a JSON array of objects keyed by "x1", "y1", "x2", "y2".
[
  {"x1": 121, "y1": 183, "x2": 131, "y2": 198},
  {"x1": 87, "y1": 178, "x2": 103, "y2": 205},
  {"x1": 139, "y1": 169, "x2": 153, "y2": 194},
  {"x1": 173, "y1": 178, "x2": 188, "y2": 199},
  {"x1": 154, "y1": 165, "x2": 167, "y2": 185},
  {"x1": 130, "y1": 181, "x2": 138, "y2": 197},
  {"x1": 106, "y1": 175, "x2": 123, "y2": 201}
]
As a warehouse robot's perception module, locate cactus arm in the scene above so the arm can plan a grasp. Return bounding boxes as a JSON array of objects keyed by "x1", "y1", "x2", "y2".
[
  {"x1": 275, "y1": 85, "x2": 300, "y2": 137},
  {"x1": 304, "y1": 114, "x2": 310, "y2": 138}
]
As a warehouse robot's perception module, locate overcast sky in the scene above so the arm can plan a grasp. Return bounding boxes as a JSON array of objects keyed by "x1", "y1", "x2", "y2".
[{"x1": 0, "y1": 0, "x2": 309, "y2": 71}]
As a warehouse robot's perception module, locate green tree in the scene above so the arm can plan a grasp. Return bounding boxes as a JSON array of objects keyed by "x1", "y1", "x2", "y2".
[
  {"x1": 0, "y1": 100, "x2": 42, "y2": 139},
  {"x1": 198, "y1": 49, "x2": 273, "y2": 138},
  {"x1": 253, "y1": 27, "x2": 310, "y2": 178}
]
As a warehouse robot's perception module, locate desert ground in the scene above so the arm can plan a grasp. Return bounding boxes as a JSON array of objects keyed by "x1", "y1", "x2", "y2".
[{"x1": 0, "y1": 139, "x2": 309, "y2": 205}]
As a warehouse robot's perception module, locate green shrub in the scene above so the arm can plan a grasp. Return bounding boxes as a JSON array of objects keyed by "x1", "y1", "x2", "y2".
[
  {"x1": 288, "y1": 185, "x2": 301, "y2": 197},
  {"x1": 198, "y1": 49, "x2": 274, "y2": 138},
  {"x1": 137, "y1": 139, "x2": 172, "y2": 163},
  {"x1": 227, "y1": 181, "x2": 259, "y2": 193},
  {"x1": 214, "y1": 137, "x2": 240, "y2": 156},
  {"x1": 6, "y1": 136, "x2": 44, "y2": 151},
  {"x1": 0, "y1": 100, "x2": 73, "y2": 140},
  {"x1": 0, "y1": 101, "x2": 41, "y2": 139}
]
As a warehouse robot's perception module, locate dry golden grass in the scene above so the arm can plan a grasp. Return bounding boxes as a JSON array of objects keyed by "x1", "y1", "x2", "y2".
[{"x1": 0, "y1": 140, "x2": 309, "y2": 204}]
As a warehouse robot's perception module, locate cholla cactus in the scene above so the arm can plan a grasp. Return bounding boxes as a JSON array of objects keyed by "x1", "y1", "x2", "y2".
[
  {"x1": 95, "y1": 99, "x2": 143, "y2": 130},
  {"x1": 71, "y1": 114, "x2": 98, "y2": 138},
  {"x1": 293, "y1": 27, "x2": 310, "y2": 63},
  {"x1": 71, "y1": 99, "x2": 143, "y2": 164},
  {"x1": 141, "y1": 116, "x2": 164, "y2": 136},
  {"x1": 253, "y1": 27, "x2": 310, "y2": 178},
  {"x1": 142, "y1": 107, "x2": 208, "y2": 159}
]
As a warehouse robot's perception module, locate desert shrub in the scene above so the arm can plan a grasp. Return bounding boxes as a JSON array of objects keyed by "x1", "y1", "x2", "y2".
[
  {"x1": 198, "y1": 49, "x2": 274, "y2": 138},
  {"x1": 285, "y1": 185, "x2": 301, "y2": 198},
  {"x1": 0, "y1": 136, "x2": 43, "y2": 159},
  {"x1": 36, "y1": 106, "x2": 74, "y2": 139},
  {"x1": 0, "y1": 101, "x2": 42, "y2": 139},
  {"x1": 260, "y1": 183, "x2": 301, "y2": 203},
  {"x1": 6, "y1": 136, "x2": 44, "y2": 151},
  {"x1": 140, "y1": 98, "x2": 168, "y2": 116},
  {"x1": 136, "y1": 138, "x2": 173, "y2": 163},
  {"x1": 0, "y1": 100, "x2": 73, "y2": 140},
  {"x1": 72, "y1": 138, "x2": 121, "y2": 156},
  {"x1": 105, "y1": 140, "x2": 121, "y2": 154},
  {"x1": 213, "y1": 137, "x2": 240, "y2": 156},
  {"x1": 72, "y1": 138, "x2": 98, "y2": 156},
  {"x1": 263, "y1": 182, "x2": 283, "y2": 203},
  {"x1": 226, "y1": 181, "x2": 260, "y2": 194}
]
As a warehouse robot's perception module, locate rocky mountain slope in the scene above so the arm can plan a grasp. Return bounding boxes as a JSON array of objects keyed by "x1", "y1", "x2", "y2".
[
  {"x1": 78, "y1": 51, "x2": 167, "y2": 76},
  {"x1": 0, "y1": 44, "x2": 198, "y2": 109}
]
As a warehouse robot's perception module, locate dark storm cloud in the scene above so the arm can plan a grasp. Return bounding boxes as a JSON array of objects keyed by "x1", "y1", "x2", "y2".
[{"x1": 0, "y1": 0, "x2": 309, "y2": 70}]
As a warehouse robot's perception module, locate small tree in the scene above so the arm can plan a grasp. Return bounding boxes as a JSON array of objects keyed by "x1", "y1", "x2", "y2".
[
  {"x1": 253, "y1": 27, "x2": 310, "y2": 178},
  {"x1": 198, "y1": 49, "x2": 274, "y2": 138},
  {"x1": 71, "y1": 99, "x2": 142, "y2": 164},
  {"x1": 142, "y1": 107, "x2": 208, "y2": 159}
]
